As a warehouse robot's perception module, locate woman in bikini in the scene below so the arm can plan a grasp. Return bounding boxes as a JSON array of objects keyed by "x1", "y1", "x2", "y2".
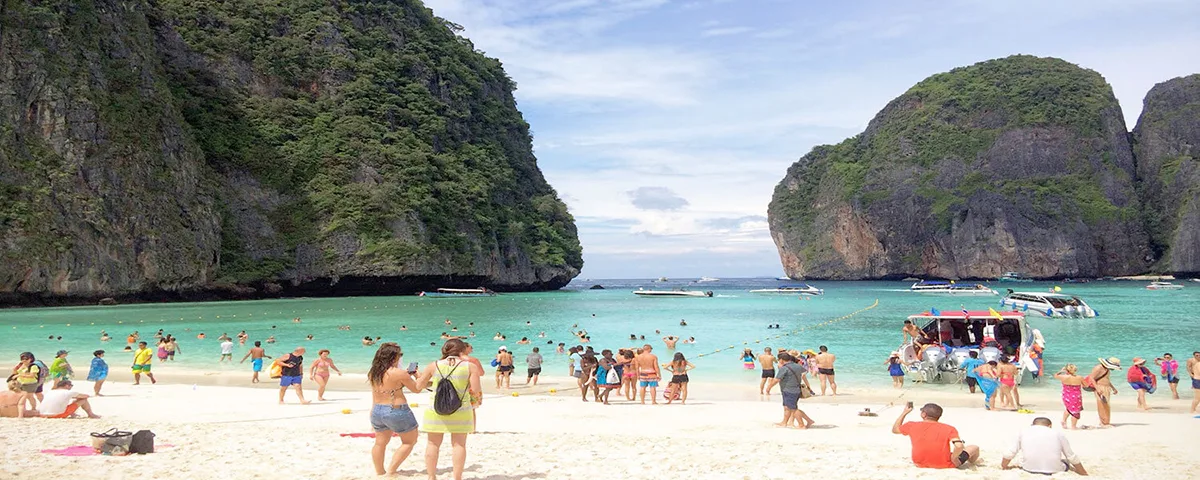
[
  {"x1": 618, "y1": 349, "x2": 636, "y2": 401},
  {"x1": 663, "y1": 352, "x2": 695, "y2": 405},
  {"x1": 310, "y1": 349, "x2": 343, "y2": 402},
  {"x1": 367, "y1": 343, "x2": 420, "y2": 475},
  {"x1": 974, "y1": 360, "x2": 1000, "y2": 410},
  {"x1": 997, "y1": 356, "x2": 1019, "y2": 410},
  {"x1": 1055, "y1": 364, "x2": 1084, "y2": 429}
]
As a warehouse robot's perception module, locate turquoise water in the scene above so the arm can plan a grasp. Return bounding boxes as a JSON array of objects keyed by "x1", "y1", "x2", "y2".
[{"x1": 1, "y1": 279, "x2": 1195, "y2": 389}]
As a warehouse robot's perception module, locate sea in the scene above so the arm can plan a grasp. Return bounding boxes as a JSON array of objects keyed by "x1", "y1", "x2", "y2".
[{"x1": 2, "y1": 278, "x2": 1195, "y2": 389}]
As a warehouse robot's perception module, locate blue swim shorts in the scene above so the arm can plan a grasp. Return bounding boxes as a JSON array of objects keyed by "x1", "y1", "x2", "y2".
[
  {"x1": 638, "y1": 380, "x2": 658, "y2": 388},
  {"x1": 370, "y1": 404, "x2": 419, "y2": 433},
  {"x1": 782, "y1": 392, "x2": 800, "y2": 410},
  {"x1": 252, "y1": 358, "x2": 263, "y2": 372},
  {"x1": 280, "y1": 375, "x2": 303, "y2": 387},
  {"x1": 1192, "y1": 378, "x2": 1200, "y2": 390}
]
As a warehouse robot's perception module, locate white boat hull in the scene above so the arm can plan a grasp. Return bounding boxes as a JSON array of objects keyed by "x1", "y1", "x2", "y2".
[
  {"x1": 633, "y1": 290, "x2": 712, "y2": 298},
  {"x1": 1000, "y1": 298, "x2": 1096, "y2": 318}
]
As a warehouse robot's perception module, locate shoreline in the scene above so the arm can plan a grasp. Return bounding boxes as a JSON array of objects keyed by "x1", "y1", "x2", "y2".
[{"x1": 4, "y1": 374, "x2": 1198, "y2": 479}]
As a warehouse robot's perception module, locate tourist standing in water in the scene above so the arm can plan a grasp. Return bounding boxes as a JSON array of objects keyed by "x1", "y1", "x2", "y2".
[
  {"x1": 367, "y1": 343, "x2": 420, "y2": 476},
  {"x1": 1154, "y1": 353, "x2": 1180, "y2": 399},
  {"x1": 886, "y1": 352, "x2": 905, "y2": 388},
  {"x1": 525, "y1": 347, "x2": 543, "y2": 386},
  {"x1": 1054, "y1": 364, "x2": 1084, "y2": 429},
  {"x1": 664, "y1": 352, "x2": 694, "y2": 405},
  {"x1": 815, "y1": 345, "x2": 837, "y2": 395},
  {"x1": 310, "y1": 349, "x2": 342, "y2": 402}
]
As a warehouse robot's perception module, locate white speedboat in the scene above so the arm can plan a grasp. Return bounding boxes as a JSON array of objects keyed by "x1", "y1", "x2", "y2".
[
  {"x1": 419, "y1": 287, "x2": 496, "y2": 298},
  {"x1": 653, "y1": 276, "x2": 669, "y2": 283},
  {"x1": 696, "y1": 276, "x2": 720, "y2": 283},
  {"x1": 1000, "y1": 290, "x2": 1097, "y2": 318},
  {"x1": 896, "y1": 309, "x2": 1044, "y2": 385},
  {"x1": 633, "y1": 288, "x2": 712, "y2": 298},
  {"x1": 750, "y1": 284, "x2": 824, "y2": 295},
  {"x1": 909, "y1": 281, "x2": 997, "y2": 296},
  {"x1": 1146, "y1": 281, "x2": 1184, "y2": 290},
  {"x1": 996, "y1": 271, "x2": 1034, "y2": 282},
  {"x1": 776, "y1": 276, "x2": 791, "y2": 281}
]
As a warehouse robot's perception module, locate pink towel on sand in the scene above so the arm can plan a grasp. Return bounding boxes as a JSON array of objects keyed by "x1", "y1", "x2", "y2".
[{"x1": 41, "y1": 446, "x2": 97, "y2": 456}]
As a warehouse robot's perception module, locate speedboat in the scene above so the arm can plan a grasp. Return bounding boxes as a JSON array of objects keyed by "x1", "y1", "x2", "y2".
[
  {"x1": 418, "y1": 287, "x2": 496, "y2": 298},
  {"x1": 776, "y1": 276, "x2": 792, "y2": 281},
  {"x1": 909, "y1": 280, "x2": 997, "y2": 296},
  {"x1": 696, "y1": 276, "x2": 720, "y2": 283},
  {"x1": 1000, "y1": 290, "x2": 1097, "y2": 318},
  {"x1": 750, "y1": 284, "x2": 824, "y2": 295},
  {"x1": 997, "y1": 272, "x2": 1034, "y2": 282},
  {"x1": 896, "y1": 309, "x2": 1044, "y2": 385},
  {"x1": 1146, "y1": 281, "x2": 1184, "y2": 290},
  {"x1": 633, "y1": 288, "x2": 713, "y2": 298},
  {"x1": 653, "y1": 276, "x2": 669, "y2": 283}
]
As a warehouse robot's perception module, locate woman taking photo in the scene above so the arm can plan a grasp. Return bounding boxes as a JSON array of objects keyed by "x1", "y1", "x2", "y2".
[
  {"x1": 367, "y1": 343, "x2": 420, "y2": 475},
  {"x1": 415, "y1": 339, "x2": 482, "y2": 480}
]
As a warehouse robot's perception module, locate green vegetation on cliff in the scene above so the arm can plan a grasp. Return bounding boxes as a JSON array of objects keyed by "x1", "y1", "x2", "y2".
[
  {"x1": 156, "y1": 0, "x2": 581, "y2": 279},
  {"x1": 0, "y1": 0, "x2": 581, "y2": 300},
  {"x1": 769, "y1": 55, "x2": 1149, "y2": 279}
]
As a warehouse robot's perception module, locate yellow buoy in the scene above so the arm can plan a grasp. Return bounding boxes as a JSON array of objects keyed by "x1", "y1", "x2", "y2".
[
  {"x1": 511, "y1": 392, "x2": 519, "y2": 397},
  {"x1": 548, "y1": 388, "x2": 557, "y2": 394},
  {"x1": 409, "y1": 402, "x2": 418, "y2": 408},
  {"x1": 341, "y1": 408, "x2": 352, "y2": 414}
]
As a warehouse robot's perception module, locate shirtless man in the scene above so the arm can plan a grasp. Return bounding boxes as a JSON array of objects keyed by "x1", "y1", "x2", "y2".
[
  {"x1": 635, "y1": 344, "x2": 661, "y2": 405},
  {"x1": 1088, "y1": 357, "x2": 1120, "y2": 427},
  {"x1": 0, "y1": 386, "x2": 38, "y2": 418},
  {"x1": 902, "y1": 320, "x2": 922, "y2": 343},
  {"x1": 662, "y1": 336, "x2": 678, "y2": 350},
  {"x1": 758, "y1": 348, "x2": 777, "y2": 395},
  {"x1": 495, "y1": 347, "x2": 514, "y2": 389},
  {"x1": 239, "y1": 341, "x2": 272, "y2": 383},
  {"x1": 1190, "y1": 353, "x2": 1200, "y2": 414},
  {"x1": 815, "y1": 345, "x2": 838, "y2": 395}
]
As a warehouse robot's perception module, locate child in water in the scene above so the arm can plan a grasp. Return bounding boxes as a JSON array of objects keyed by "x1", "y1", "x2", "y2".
[{"x1": 741, "y1": 349, "x2": 755, "y2": 369}]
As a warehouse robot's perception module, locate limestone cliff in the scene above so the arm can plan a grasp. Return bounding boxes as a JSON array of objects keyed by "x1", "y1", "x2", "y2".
[
  {"x1": 0, "y1": 0, "x2": 581, "y2": 305},
  {"x1": 1132, "y1": 74, "x2": 1200, "y2": 275},
  {"x1": 768, "y1": 55, "x2": 1152, "y2": 280}
]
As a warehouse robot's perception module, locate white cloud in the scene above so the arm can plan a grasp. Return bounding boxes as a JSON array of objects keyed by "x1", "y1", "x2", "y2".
[{"x1": 702, "y1": 26, "x2": 753, "y2": 37}]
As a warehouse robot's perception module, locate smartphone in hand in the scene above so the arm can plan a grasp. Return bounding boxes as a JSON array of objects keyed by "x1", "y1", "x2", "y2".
[
  {"x1": 906, "y1": 401, "x2": 914, "y2": 409},
  {"x1": 407, "y1": 362, "x2": 419, "y2": 373}
]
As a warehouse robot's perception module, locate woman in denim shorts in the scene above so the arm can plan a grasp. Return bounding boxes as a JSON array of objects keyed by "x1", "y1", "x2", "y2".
[{"x1": 367, "y1": 343, "x2": 421, "y2": 476}]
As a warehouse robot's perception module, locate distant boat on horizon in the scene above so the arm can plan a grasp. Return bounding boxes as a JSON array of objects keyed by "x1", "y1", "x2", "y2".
[{"x1": 697, "y1": 276, "x2": 719, "y2": 283}]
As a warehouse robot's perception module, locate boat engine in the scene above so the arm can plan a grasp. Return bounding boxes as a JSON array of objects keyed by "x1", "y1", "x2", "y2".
[
  {"x1": 980, "y1": 346, "x2": 1002, "y2": 363},
  {"x1": 949, "y1": 348, "x2": 971, "y2": 368}
]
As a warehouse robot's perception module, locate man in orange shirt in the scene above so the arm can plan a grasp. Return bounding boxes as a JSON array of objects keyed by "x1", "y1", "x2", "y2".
[{"x1": 892, "y1": 402, "x2": 979, "y2": 469}]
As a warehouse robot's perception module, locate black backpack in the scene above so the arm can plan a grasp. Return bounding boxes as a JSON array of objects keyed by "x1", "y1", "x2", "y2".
[
  {"x1": 433, "y1": 362, "x2": 464, "y2": 415},
  {"x1": 129, "y1": 430, "x2": 155, "y2": 454}
]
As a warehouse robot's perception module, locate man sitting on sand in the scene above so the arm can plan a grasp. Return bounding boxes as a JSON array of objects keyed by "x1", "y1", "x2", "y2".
[
  {"x1": 1000, "y1": 417, "x2": 1088, "y2": 475},
  {"x1": 37, "y1": 380, "x2": 101, "y2": 419},
  {"x1": 893, "y1": 402, "x2": 979, "y2": 469}
]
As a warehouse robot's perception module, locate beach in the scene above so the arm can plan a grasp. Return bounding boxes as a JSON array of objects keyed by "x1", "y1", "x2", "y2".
[{"x1": 3, "y1": 366, "x2": 1198, "y2": 479}]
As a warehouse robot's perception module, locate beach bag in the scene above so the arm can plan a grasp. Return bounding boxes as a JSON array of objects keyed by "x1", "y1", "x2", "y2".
[
  {"x1": 129, "y1": 430, "x2": 155, "y2": 454},
  {"x1": 800, "y1": 383, "x2": 815, "y2": 399},
  {"x1": 1082, "y1": 370, "x2": 1106, "y2": 392},
  {"x1": 490, "y1": 358, "x2": 499, "y2": 367},
  {"x1": 606, "y1": 367, "x2": 619, "y2": 385},
  {"x1": 90, "y1": 428, "x2": 132, "y2": 455},
  {"x1": 269, "y1": 358, "x2": 283, "y2": 379},
  {"x1": 433, "y1": 363, "x2": 464, "y2": 415}
]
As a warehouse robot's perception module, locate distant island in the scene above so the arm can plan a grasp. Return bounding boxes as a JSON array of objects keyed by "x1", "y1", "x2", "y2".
[{"x1": 768, "y1": 55, "x2": 1199, "y2": 280}]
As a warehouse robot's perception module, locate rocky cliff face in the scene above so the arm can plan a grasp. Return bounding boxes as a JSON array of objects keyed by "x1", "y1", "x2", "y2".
[
  {"x1": 0, "y1": 0, "x2": 581, "y2": 305},
  {"x1": 768, "y1": 56, "x2": 1152, "y2": 280},
  {"x1": 1132, "y1": 75, "x2": 1200, "y2": 275}
]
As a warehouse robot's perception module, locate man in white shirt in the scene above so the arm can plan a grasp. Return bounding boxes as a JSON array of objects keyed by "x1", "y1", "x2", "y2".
[
  {"x1": 37, "y1": 380, "x2": 100, "y2": 419},
  {"x1": 1000, "y1": 417, "x2": 1088, "y2": 475},
  {"x1": 220, "y1": 339, "x2": 235, "y2": 363}
]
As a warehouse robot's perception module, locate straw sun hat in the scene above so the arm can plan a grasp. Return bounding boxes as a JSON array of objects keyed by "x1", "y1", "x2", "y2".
[{"x1": 1098, "y1": 357, "x2": 1122, "y2": 370}]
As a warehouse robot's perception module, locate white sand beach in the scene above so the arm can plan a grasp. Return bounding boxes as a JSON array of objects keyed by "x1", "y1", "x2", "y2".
[{"x1": 2, "y1": 367, "x2": 1198, "y2": 480}]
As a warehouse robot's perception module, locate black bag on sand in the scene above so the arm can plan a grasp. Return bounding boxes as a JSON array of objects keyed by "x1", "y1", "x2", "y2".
[{"x1": 130, "y1": 430, "x2": 155, "y2": 454}]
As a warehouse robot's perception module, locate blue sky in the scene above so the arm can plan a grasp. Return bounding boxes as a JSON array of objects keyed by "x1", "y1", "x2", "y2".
[{"x1": 424, "y1": 0, "x2": 1200, "y2": 279}]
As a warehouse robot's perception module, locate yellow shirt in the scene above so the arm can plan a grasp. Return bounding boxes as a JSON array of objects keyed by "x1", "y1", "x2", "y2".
[{"x1": 133, "y1": 348, "x2": 154, "y2": 365}]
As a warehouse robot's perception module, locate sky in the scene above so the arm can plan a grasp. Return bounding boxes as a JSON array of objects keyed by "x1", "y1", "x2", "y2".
[{"x1": 423, "y1": 0, "x2": 1200, "y2": 279}]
